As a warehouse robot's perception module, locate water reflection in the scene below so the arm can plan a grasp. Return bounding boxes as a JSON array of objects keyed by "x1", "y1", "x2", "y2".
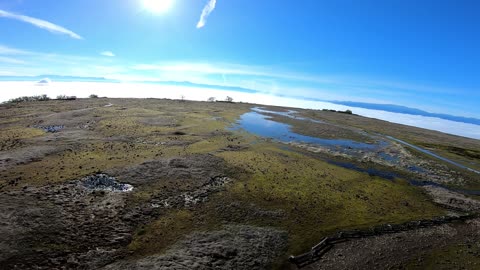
[
  {"x1": 230, "y1": 107, "x2": 480, "y2": 195},
  {"x1": 232, "y1": 108, "x2": 379, "y2": 151}
]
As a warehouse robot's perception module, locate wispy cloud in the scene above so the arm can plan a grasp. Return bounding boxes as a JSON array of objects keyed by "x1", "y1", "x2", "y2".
[
  {"x1": 100, "y1": 51, "x2": 115, "y2": 57},
  {"x1": 0, "y1": 44, "x2": 475, "y2": 118},
  {"x1": 0, "y1": 9, "x2": 82, "y2": 39},
  {"x1": 0, "y1": 44, "x2": 32, "y2": 55},
  {"x1": 131, "y1": 62, "x2": 338, "y2": 85},
  {"x1": 196, "y1": 0, "x2": 217, "y2": 28},
  {"x1": 0, "y1": 45, "x2": 124, "y2": 77},
  {"x1": 0, "y1": 56, "x2": 26, "y2": 64}
]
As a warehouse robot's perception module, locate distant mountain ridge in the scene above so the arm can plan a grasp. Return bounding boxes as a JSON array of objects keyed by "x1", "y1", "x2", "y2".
[{"x1": 329, "y1": 101, "x2": 480, "y2": 126}]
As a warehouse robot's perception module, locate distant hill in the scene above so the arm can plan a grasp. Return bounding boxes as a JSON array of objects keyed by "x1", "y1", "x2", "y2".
[{"x1": 329, "y1": 101, "x2": 480, "y2": 126}]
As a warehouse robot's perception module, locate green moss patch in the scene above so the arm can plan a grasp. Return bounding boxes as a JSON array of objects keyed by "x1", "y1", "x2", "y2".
[
  {"x1": 0, "y1": 126, "x2": 45, "y2": 151},
  {"x1": 217, "y1": 143, "x2": 445, "y2": 255}
]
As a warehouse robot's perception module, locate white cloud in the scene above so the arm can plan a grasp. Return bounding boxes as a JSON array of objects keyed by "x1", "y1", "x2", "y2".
[
  {"x1": 0, "y1": 44, "x2": 475, "y2": 117},
  {"x1": 128, "y1": 61, "x2": 478, "y2": 109},
  {"x1": 197, "y1": 0, "x2": 217, "y2": 28},
  {"x1": 0, "y1": 9, "x2": 82, "y2": 39},
  {"x1": 100, "y1": 51, "x2": 115, "y2": 57},
  {"x1": 130, "y1": 62, "x2": 335, "y2": 83},
  {"x1": 0, "y1": 44, "x2": 32, "y2": 55},
  {"x1": 0, "y1": 56, "x2": 26, "y2": 64}
]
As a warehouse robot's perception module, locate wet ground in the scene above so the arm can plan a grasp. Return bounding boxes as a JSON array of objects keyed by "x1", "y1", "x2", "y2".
[
  {"x1": 232, "y1": 107, "x2": 480, "y2": 269},
  {"x1": 233, "y1": 108, "x2": 480, "y2": 192},
  {"x1": 1, "y1": 99, "x2": 479, "y2": 269}
]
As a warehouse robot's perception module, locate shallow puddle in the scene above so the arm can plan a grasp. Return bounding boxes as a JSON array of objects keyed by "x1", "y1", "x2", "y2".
[
  {"x1": 232, "y1": 108, "x2": 380, "y2": 151},
  {"x1": 327, "y1": 160, "x2": 397, "y2": 180},
  {"x1": 35, "y1": 125, "x2": 65, "y2": 133},
  {"x1": 232, "y1": 108, "x2": 480, "y2": 195},
  {"x1": 330, "y1": 159, "x2": 480, "y2": 195},
  {"x1": 252, "y1": 107, "x2": 325, "y2": 123}
]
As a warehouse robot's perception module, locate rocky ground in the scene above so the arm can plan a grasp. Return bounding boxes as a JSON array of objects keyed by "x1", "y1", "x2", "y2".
[
  {"x1": 1, "y1": 98, "x2": 479, "y2": 269},
  {"x1": 103, "y1": 225, "x2": 288, "y2": 270},
  {"x1": 297, "y1": 178, "x2": 480, "y2": 269},
  {"x1": 0, "y1": 178, "x2": 134, "y2": 269},
  {"x1": 0, "y1": 153, "x2": 242, "y2": 269},
  {"x1": 305, "y1": 218, "x2": 480, "y2": 270}
]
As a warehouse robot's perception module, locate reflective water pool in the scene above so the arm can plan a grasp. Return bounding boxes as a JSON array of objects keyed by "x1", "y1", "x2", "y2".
[
  {"x1": 329, "y1": 159, "x2": 480, "y2": 195},
  {"x1": 232, "y1": 109, "x2": 379, "y2": 151},
  {"x1": 252, "y1": 107, "x2": 325, "y2": 123},
  {"x1": 230, "y1": 108, "x2": 480, "y2": 195}
]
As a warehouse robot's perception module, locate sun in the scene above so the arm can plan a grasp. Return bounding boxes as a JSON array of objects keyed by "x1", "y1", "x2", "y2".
[{"x1": 143, "y1": 0, "x2": 174, "y2": 14}]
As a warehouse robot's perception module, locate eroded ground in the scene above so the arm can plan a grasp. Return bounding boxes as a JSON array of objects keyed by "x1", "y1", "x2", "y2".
[{"x1": 1, "y1": 98, "x2": 479, "y2": 269}]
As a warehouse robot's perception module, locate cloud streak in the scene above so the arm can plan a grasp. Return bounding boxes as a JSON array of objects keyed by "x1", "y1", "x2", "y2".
[
  {"x1": 0, "y1": 9, "x2": 82, "y2": 39},
  {"x1": 100, "y1": 51, "x2": 115, "y2": 57},
  {"x1": 0, "y1": 44, "x2": 32, "y2": 55},
  {"x1": 196, "y1": 0, "x2": 217, "y2": 28},
  {"x1": 0, "y1": 43, "x2": 475, "y2": 118},
  {"x1": 0, "y1": 56, "x2": 26, "y2": 64}
]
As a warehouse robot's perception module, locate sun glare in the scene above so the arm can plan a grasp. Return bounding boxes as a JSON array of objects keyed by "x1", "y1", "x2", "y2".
[{"x1": 143, "y1": 0, "x2": 174, "y2": 14}]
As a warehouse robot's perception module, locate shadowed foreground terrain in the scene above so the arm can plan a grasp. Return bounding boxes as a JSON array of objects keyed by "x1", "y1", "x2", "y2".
[{"x1": 1, "y1": 98, "x2": 479, "y2": 269}]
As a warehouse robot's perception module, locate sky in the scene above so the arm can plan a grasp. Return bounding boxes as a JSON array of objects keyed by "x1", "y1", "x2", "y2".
[{"x1": 0, "y1": 0, "x2": 479, "y2": 118}]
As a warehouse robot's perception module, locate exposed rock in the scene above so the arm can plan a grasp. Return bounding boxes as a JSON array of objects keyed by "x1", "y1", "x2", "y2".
[
  {"x1": 82, "y1": 174, "x2": 133, "y2": 192},
  {"x1": 102, "y1": 225, "x2": 288, "y2": 270},
  {"x1": 35, "y1": 125, "x2": 65, "y2": 133}
]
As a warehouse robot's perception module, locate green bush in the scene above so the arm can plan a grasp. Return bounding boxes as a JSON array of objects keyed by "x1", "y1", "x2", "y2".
[
  {"x1": 4, "y1": 94, "x2": 50, "y2": 104},
  {"x1": 56, "y1": 95, "x2": 77, "y2": 100}
]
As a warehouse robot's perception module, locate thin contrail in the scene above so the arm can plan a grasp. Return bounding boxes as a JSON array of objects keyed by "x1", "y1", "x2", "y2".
[
  {"x1": 196, "y1": 0, "x2": 217, "y2": 28},
  {"x1": 0, "y1": 9, "x2": 82, "y2": 39}
]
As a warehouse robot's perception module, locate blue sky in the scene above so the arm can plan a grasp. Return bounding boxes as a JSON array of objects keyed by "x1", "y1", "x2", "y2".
[{"x1": 0, "y1": 0, "x2": 479, "y2": 118}]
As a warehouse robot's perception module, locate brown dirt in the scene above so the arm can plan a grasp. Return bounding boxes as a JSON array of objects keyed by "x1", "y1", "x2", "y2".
[{"x1": 304, "y1": 218, "x2": 480, "y2": 270}]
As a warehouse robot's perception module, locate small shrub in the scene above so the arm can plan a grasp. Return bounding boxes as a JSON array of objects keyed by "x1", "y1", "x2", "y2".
[
  {"x1": 89, "y1": 94, "x2": 99, "y2": 98},
  {"x1": 4, "y1": 94, "x2": 50, "y2": 104},
  {"x1": 56, "y1": 95, "x2": 77, "y2": 101},
  {"x1": 322, "y1": 109, "x2": 353, "y2": 114}
]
